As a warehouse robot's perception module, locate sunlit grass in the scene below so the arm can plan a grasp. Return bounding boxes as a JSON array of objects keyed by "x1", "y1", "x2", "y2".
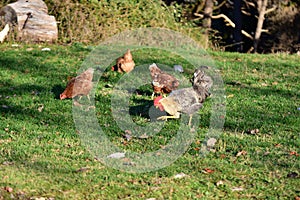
[{"x1": 0, "y1": 44, "x2": 299, "y2": 199}]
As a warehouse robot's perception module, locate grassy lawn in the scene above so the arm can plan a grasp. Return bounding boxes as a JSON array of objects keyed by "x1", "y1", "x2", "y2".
[{"x1": 0, "y1": 43, "x2": 299, "y2": 199}]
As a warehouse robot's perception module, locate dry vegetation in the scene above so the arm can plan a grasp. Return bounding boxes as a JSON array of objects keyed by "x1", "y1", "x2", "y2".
[{"x1": 0, "y1": 0, "x2": 206, "y2": 44}]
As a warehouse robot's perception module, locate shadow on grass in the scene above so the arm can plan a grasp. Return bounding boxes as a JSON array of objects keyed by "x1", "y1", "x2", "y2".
[
  {"x1": 129, "y1": 99, "x2": 156, "y2": 119},
  {"x1": 51, "y1": 84, "x2": 65, "y2": 99}
]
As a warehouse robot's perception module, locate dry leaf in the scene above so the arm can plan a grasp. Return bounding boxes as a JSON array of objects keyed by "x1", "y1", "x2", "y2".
[
  {"x1": 236, "y1": 150, "x2": 247, "y2": 157},
  {"x1": 203, "y1": 168, "x2": 214, "y2": 174},
  {"x1": 138, "y1": 134, "x2": 149, "y2": 139},
  {"x1": 289, "y1": 151, "x2": 299, "y2": 156},
  {"x1": 207, "y1": 138, "x2": 217, "y2": 147},
  {"x1": 274, "y1": 143, "x2": 282, "y2": 148},
  {"x1": 76, "y1": 167, "x2": 90, "y2": 173},
  {"x1": 38, "y1": 104, "x2": 44, "y2": 112},
  {"x1": 216, "y1": 180, "x2": 224, "y2": 186},
  {"x1": 107, "y1": 152, "x2": 125, "y2": 159},
  {"x1": 231, "y1": 187, "x2": 244, "y2": 191},
  {"x1": 4, "y1": 186, "x2": 13, "y2": 193},
  {"x1": 174, "y1": 172, "x2": 188, "y2": 179},
  {"x1": 227, "y1": 94, "x2": 234, "y2": 98}
]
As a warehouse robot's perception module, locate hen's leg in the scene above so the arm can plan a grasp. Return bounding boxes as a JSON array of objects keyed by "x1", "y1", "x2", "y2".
[
  {"x1": 188, "y1": 115, "x2": 193, "y2": 126},
  {"x1": 151, "y1": 92, "x2": 155, "y2": 100},
  {"x1": 157, "y1": 113, "x2": 180, "y2": 121}
]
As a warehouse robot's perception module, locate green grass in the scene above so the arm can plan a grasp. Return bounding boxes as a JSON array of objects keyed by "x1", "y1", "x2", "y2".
[{"x1": 0, "y1": 43, "x2": 299, "y2": 199}]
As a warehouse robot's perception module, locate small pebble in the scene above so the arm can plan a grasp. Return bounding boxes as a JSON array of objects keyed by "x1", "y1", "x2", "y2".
[
  {"x1": 174, "y1": 65, "x2": 183, "y2": 72},
  {"x1": 41, "y1": 47, "x2": 51, "y2": 51}
]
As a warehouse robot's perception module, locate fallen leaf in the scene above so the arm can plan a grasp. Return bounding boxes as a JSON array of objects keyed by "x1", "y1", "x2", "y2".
[
  {"x1": 202, "y1": 168, "x2": 214, "y2": 174},
  {"x1": 4, "y1": 186, "x2": 13, "y2": 193},
  {"x1": 76, "y1": 167, "x2": 90, "y2": 173},
  {"x1": 216, "y1": 180, "x2": 224, "y2": 186},
  {"x1": 236, "y1": 150, "x2": 247, "y2": 157},
  {"x1": 107, "y1": 152, "x2": 125, "y2": 159},
  {"x1": 124, "y1": 134, "x2": 132, "y2": 141},
  {"x1": 231, "y1": 187, "x2": 244, "y2": 191},
  {"x1": 227, "y1": 94, "x2": 234, "y2": 98},
  {"x1": 3, "y1": 161, "x2": 13, "y2": 165},
  {"x1": 206, "y1": 138, "x2": 217, "y2": 147},
  {"x1": 138, "y1": 134, "x2": 149, "y2": 139},
  {"x1": 261, "y1": 83, "x2": 268, "y2": 87},
  {"x1": 33, "y1": 198, "x2": 46, "y2": 200},
  {"x1": 38, "y1": 104, "x2": 44, "y2": 112},
  {"x1": 274, "y1": 143, "x2": 281, "y2": 148},
  {"x1": 289, "y1": 151, "x2": 299, "y2": 156},
  {"x1": 218, "y1": 155, "x2": 226, "y2": 160},
  {"x1": 174, "y1": 172, "x2": 188, "y2": 179}
]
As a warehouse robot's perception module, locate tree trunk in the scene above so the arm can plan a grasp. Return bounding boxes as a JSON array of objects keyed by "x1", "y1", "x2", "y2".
[
  {"x1": 253, "y1": 0, "x2": 268, "y2": 53},
  {"x1": 233, "y1": 0, "x2": 243, "y2": 52},
  {"x1": 0, "y1": 0, "x2": 58, "y2": 42},
  {"x1": 203, "y1": 0, "x2": 214, "y2": 28},
  {"x1": 202, "y1": 0, "x2": 214, "y2": 48}
]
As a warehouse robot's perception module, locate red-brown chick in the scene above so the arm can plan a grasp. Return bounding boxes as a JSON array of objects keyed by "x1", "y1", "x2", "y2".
[
  {"x1": 149, "y1": 63, "x2": 179, "y2": 99},
  {"x1": 153, "y1": 68, "x2": 212, "y2": 126},
  {"x1": 60, "y1": 68, "x2": 94, "y2": 100},
  {"x1": 112, "y1": 49, "x2": 135, "y2": 73}
]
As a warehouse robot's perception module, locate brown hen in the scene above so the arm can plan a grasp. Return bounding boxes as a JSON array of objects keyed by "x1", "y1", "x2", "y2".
[
  {"x1": 112, "y1": 49, "x2": 135, "y2": 73},
  {"x1": 149, "y1": 63, "x2": 179, "y2": 99},
  {"x1": 60, "y1": 68, "x2": 94, "y2": 100}
]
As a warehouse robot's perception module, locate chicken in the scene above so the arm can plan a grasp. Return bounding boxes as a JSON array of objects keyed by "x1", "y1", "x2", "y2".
[
  {"x1": 60, "y1": 68, "x2": 94, "y2": 100},
  {"x1": 191, "y1": 66, "x2": 213, "y2": 100},
  {"x1": 149, "y1": 63, "x2": 179, "y2": 99},
  {"x1": 0, "y1": 24, "x2": 9, "y2": 43},
  {"x1": 154, "y1": 68, "x2": 212, "y2": 126},
  {"x1": 112, "y1": 49, "x2": 135, "y2": 73}
]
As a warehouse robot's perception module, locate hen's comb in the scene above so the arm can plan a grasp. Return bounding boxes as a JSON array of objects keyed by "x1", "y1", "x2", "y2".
[{"x1": 153, "y1": 95, "x2": 163, "y2": 105}]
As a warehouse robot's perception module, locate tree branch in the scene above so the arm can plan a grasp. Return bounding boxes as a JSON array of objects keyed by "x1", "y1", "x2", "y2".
[
  {"x1": 214, "y1": 0, "x2": 227, "y2": 10},
  {"x1": 265, "y1": 5, "x2": 277, "y2": 14},
  {"x1": 194, "y1": 13, "x2": 254, "y2": 40}
]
